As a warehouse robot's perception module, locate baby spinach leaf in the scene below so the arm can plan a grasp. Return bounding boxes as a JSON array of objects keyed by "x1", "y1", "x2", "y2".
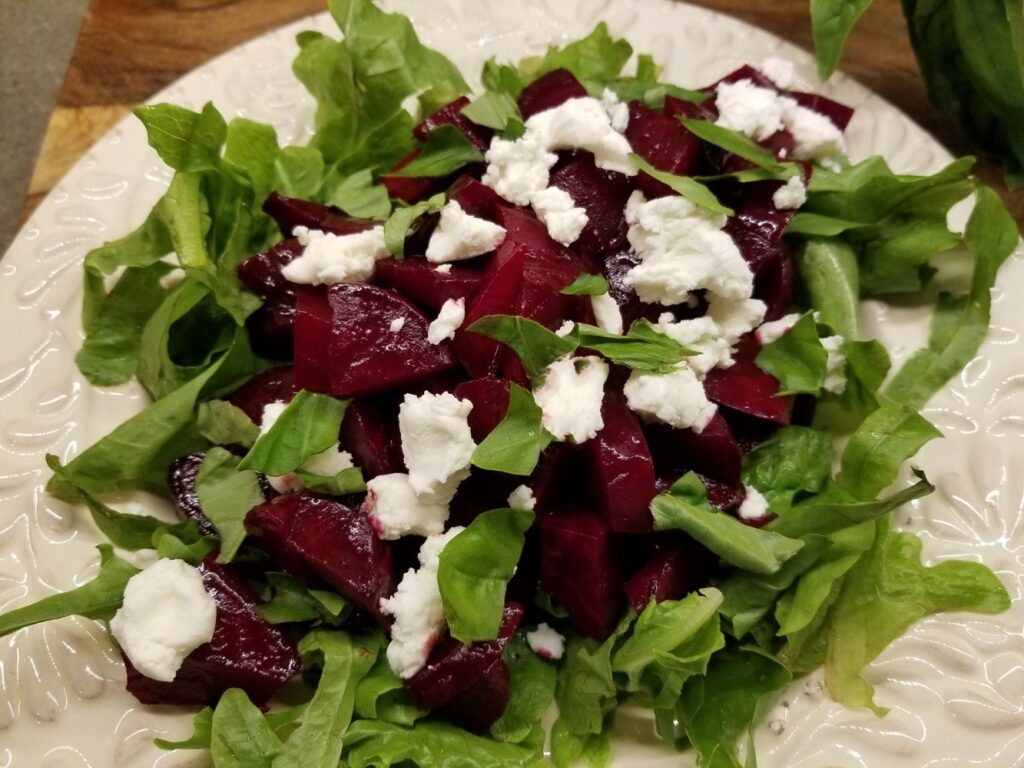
[
  {"x1": 258, "y1": 572, "x2": 351, "y2": 626},
  {"x1": 197, "y1": 399, "x2": 260, "y2": 448},
  {"x1": 461, "y1": 91, "x2": 522, "y2": 132},
  {"x1": 630, "y1": 154, "x2": 733, "y2": 215},
  {"x1": 391, "y1": 124, "x2": 484, "y2": 178},
  {"x1": 810, "y1": 0, "x2": 876, "y2": 79},
  {"x1": 490, "y1": 636, "x2": 558, "y2": 744},
  {"x1": 560, "y1": 273, "x2": 609, "y2": 296},
  {"x1": 210, "y1": 689, "x2": 282, "y2": 768},
  {"x1": 222, "y1": 117, "x2": 281, "y2": 203},
  {"x1": 572, "y1": 320, "x2": 691, "y2": 374},
  {"x1": 795, "y1": 238, "x2": 860, "y2": 340},
  {"x1": 134, "y1": 102, "x2": 227, "y2": 172},
  {"x1": 196, "y1": 447, "x2": 266, "y2": 563},
  {"x1": 238, "y1": 390, "x2": 348, "y2": 476},
  {"x1": 467, "y1": 315, "x2": 578, "y2": 384},
  {"x1": 472, "y1": 383, "x2": 552, "y2": 476},
  {"x1": 383, "y1": 193, "x2": 446, "y2": 257},
  {"x1": 754, "y1": 313, "x2": 828, "y2": 395}
]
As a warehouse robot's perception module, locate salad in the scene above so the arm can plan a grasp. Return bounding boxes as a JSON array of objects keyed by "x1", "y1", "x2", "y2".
[{"x1": 0, "y1": 1, "x2": 1018, "y2": 766}]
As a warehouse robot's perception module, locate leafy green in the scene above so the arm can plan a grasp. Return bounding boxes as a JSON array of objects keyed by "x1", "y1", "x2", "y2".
[
  {"x1": 324, "y1": 168, "x2": 392, "y2": 220},
  {"x1": 461, "y1": 91, "x2": 522, "y2": 133},
  {"x1": 222, "y1": 117, "x2": 281, "y2": 203},
  {"x1": 273, "y1": 145, "x2": 326, "y2": 200},
  {"x1": 679, "y1": 118, "x2": 797, "y2": 175},
  {"x1": 490, "y1": 637, "x2": 557, "y2": 744},
  {"x1": 238, "y1": 391, "x2": 348, "y2": 476},
  {"x1": 630, "y1": 154, "x2": 733, "y2": 215},
  {"x1": 154, "y1": 707, "x2": 213, "y2": 750},
  {"x1": 437, "y1": 509, "x2": 534, "y2": 642},
  {"x1": 196, "y1": 399, "x2": 261, "y2": 448},
  {"x1": 550, "y1": 722, "x2": 610, "y2": 768},
  {"x1": 391, "y1": 124, "x2": 484, "y2": 178},
  {"x1": 195, "y1": 447, "x2": 266, "y2": 563},
  {"x1": 354, "y1": 650, "x2": 427, "y2": 727},
  {"x1": 755, "y1": 313, "x2": 829, "y2": 395},
  {"x1": 295, "y1": 467, "x2": 367, "y2": 496},
  {"x1": 741, "y1": 426, "x2": 834, "y2": 508},
  {"x1": 210, "y1": 688, "x2": 282, "y2": 768},
  {"x1": 0, "y1": 546, "x2": 138, "y2": 637},
  {"x1": 795, "y1": 239, "x2": 860, "y2": 340},
  {"x1": 524, "y1": 22, "x2": 632, "y2": 93},
  {"x1": 467, "y1": 315, "x2": 577, "y2": 384},
  {"x1": 134, "y1": 102, "x2": 227, "y2": 172},
  {"x1": 383, "y1": 193, "x2": 445, "y2": 257},
  {"x1": 560, "y1": 273, "x2": 609, "y2": 296},
  {"x1": 258, "y1": 572, "x2": 350, "y2": 626},
  {"x1": 571, "y1": 320, "x2": 691, "y2": 374},
  {"x1": 810, "y1": 0, "x2": 876, "y2": 79},
  {"x1": 154, "y1": 531, "x2": 217, "y2": 564},
  {"x1": 472, "y1": 383, "x2": 552, "y2": 476}
]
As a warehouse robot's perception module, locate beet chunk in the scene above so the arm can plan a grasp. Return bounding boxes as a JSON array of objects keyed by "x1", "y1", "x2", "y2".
[
  {"x1": 550, "y1": 151, "x2": 633, "y2": 260},
  {"x1": 725, "y1": 180, "x2": 800, "y2": 277},
  {"x1": 246, "y1": 493, "x2": 395, "y2": 622},
  {"x1": 626, "y1": 101, "x2": 702, "y2": 198},
  {"x1": 263, "y1": 192, "x2": 377, "y2": 238},
  {"x1": 339, "y1": 397, "x2": 404, "y2": 479},
  {"x1": 447, "y1": 176, "x2": 505, "y2": 221},
  {"x1": 787, "y1": 91, "x2": 854, "y2": 130},
  {"x1": 167, "y1": 452, "x2": 215, "y2": 535},
  {"x1": 375, "y1": 258, "x2": 483, "y2": 311},
  {"x1": 454, "y1": 378, "x2": 511, "y2": 442},
  {"x1": 625, "y1": 546, "x2": 692, "y2": 614},
  {"x1": 517, "y1": 69, "x2": 588, "y2": 120},
  {"x1": 644, "y1": 411, "x2": 742, "y2": 487},
  {"x1": 327, "y1": 283, "x2": 457, "y2": 396},
  {"x1": 442, "y1": 658, "x2": 512, "y2": 734},
  {"x1": 382, "y1": 150, "x2": 447, "y2": 204},
  {"x1": 124, "y1": 555, "x2": 301, "y2": 706},
  {"x1": 586, "y1": 392, "x2": 656, "y2": 533},
  {"x1": 414, "y1": 96, "x2": 493, "y2": 151},
  {"x1": 226, "y1": 366, "x2": 298, "y2": 424},
  {"x1": 294, "y1": 286, "x2": 333, "y2": 393},
  {"x1": 704, "y1": 335, "x2": 793, "y2": 424},
  {"x1": 541, "y1": 508, "x2": 622, "y2": 640},
  {"x1": 237, "y1": 238, "x2": 304, "y2": 357}
]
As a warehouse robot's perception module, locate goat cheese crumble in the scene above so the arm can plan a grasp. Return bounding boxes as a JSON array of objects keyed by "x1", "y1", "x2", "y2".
[
  {"x1": 364, "y1": 473, "x2": 452, "y2": 540},
  {"x1": 591, "y1": 291, "x2": 625, "y2": 335},
  {"x1": 425, "y1": 200, "x2": 507, "y2": 263},
  {"x1": 601, "y1": 88, "x2": 630, "y2": 133},
  {"x1": 755, "y1": 313, "x2": 800, "y2": 345},
  {"x1": 281, "y1": 226, "x2": 388, "y2": 285},
  {"x1": 623, "y1": 364, "x2": 718, "y2": 432},
  {"x1": 507, "y1": 484, "x2": 537, "y2": 511},
  {"x1": 533, "y1": 355, "x2": 609, "y2": 443},
  {"x1": 761, "y1": 57, "x2": 796, "y2": 89},
  {"x1": 772, "y1": 174, "x2": 807, "y2": 210},
  {"x1": 530, "y1": 186, "x2": 589, "y2": 246},
  {"x1": 526, "y1": 623, "x2": 566, "y2": 660},
  {"x1": 427, "y1": 298, "x2": 465, "y2": 344},
  {"x1": 738, "y1": 487, "x2": 771, "y2": 521},
  {"x1": 398, "y1": 392, "x2": 476, "y2": 495}
]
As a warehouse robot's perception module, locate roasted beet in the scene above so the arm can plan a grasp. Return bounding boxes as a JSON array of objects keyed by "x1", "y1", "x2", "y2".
[
  {"x1": 626, "y1": 101, "x2": 702, "y2": 198},
  {"x1": 447, "y1": 176, "x2": 505, "y2": 221},
  {"x1": 448, "y1": 470, "x2": 523, "y2": 528},
  {"x1": 263, "y1": 192, "x2": 377, "y2": 238},
  {"x1": 237, "y1": 238, "x2": 304, "y2": 357},
  {"x1": 414, "y1": 96, "x2": 493, "y2": 151},
  {"x1": 124, "y1": 555, "x2": 301, "y2": 706},
  {"x1": 246, "y1": 493, "x2": 395, "y2": 622},
  {"x1": 644, "y1": 411, "x2": 742, "y2": 487},
  {"x1": 787, "y1": 91, "x2": 854, "y2": 130},
  {"x1": 442, "y1": 658, "x2": 511, "y2": 734},
  {"x1": 339, "y1": 397, "x2": 404, "y2": 479},
  {"x1": 226, "y1": 366, "x2": 298, "y2": 424},
  {"x1": 375, "y1": 258, "x2": 484, "y2": 311},
  {"x1": 327, "y1": 283, "x2": 457, "y2": 396},
  {"x1": 454, "y1": 378, "x2": 511, "y2": 442},
  {"x1": 756, "y1": 243, "x2": 798, "y2": 321},
  {"x1": 540, "y1": 508, "x2": 622, "y2": 640},
  {"x1": 701, "y1": 475, "x2": 745, "y2": 511},
  {"x1": 237, "y1": 238, "x2": 302, "y2": 299},
  {"x1": 382, "y1": 150, "x2": 446, "y2": 204},
  {"x1": 704, "y1": 335, "x2": 793, "y2": 424},
  {"x1": 724, "y1": 181, "x2": 799, "y2": 276},
  {"x1": 586, "y1": 392, "x2": 656, "y2": 533},
  {"x1": 167, "y1": 452, "x2": 216, "y2": 535},
  {"x1": 294, "y1": 286, "x2": 333, "y2": 393},
  {"x1": 517, "y1": 69, "x2": 588, "y2": 120},
  {"x1": 625, "y1": 545, "x2": 695, "y2": 614},
  {"x1": 550, "y1": 151, "x2": 633, "y2": 260}
]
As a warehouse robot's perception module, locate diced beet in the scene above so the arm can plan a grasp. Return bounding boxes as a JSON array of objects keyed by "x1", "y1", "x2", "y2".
[
  {"x1": 709, "y1": 65, "x2": 779, "y2": 92},
  {"x1": 294, "y1": 286, "x2": 332, "y2": 393},
  {"x1": 448, "y1": 470, "x2": 523, "y2": 528},
  {"x1": 375, "y1": 257, "x2": 483, "y2": 311},
  {"x1": 701, "y1": 475, "x2": 745, "y2": 511},
  {"x1": 625, "y1": 546, "x2": 693, "y2": 614},
  {"x1": 787, "y1": 91, "x2": 854, "y2": 130},
  {"x1": 263, "y1": 192, "x2": 377, "y2": 238},
  {"x1": 550, "y1": 151, "x2": 633, "y2": 260},
  {"x1": 406, "y1": 603, "x2": 523, "y2": 711},
  {"x1": 237, "y1": 238, "x2": 302, "y2": 300},
  {"x1": 756, "y1": 242, "x2": 798, "y2": 321},
  {"x1": 382, "y1": 150, "x2": 446, "y2": 204},
  {"x1": 724, "y1": 180, "x2": 799, "y2": 277},
  {"x1": 339, "y1": 397, "x2": 404, "y2": 479},
  {"x1": 663, "y1": 94, "x2": 714, "y2": 121},
  {"x1": 414, "y1": 96, "x2": 493, "y2": 152},
  {"x1": 643, "y1": 411, "x2": 742, "y2": 487},
  {"x1": 586, "y1": 392, "x2": 656, "y2": 533},
  {"x1": 704, "y1": 335, "x2": 793, "y2": 424},
  {"x1": 517, "y1": 69, "x2": 587, "y2": 121},
  {"x1": 124, "y1": 555, "x2": 301, "y2": 706},
  {"x1": 245, "y1": 297, "x2": 296, "y2": 359},
  {"x1": 447, "y1": 176, "x2": 505, "y2": 221},
  {"x1": 540, "y1": 508, "x2": 622, "y2": 640},
  {"x1": 237, "y1": 238, "x2": 304, "y2": 358},
  {"x1": 603, "y1": 250, "x2": 706, "y2": 328},
  {"x1": 167, "y1": 452, "x2": 216, "y2": 535},
  {"x1": 626, "y1": 101, "x2": 702, "y2": 198},
  {"x1": 454, "y1": 378, "x2": 511, "y2": 442},
  {"x1": 226, "y1": 366, "x2": 298, "y2": 424},
  {"x1": 327, "y1": 283, "x2": 456, "y2": 396},
  {"x1": 442, "y1": 658, "x2": 511, "y2": 734},
  {"x1": 246, "y1": 493, "x2": 395, "y2": 622}
]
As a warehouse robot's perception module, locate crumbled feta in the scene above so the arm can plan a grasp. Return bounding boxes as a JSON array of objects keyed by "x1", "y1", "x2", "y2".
[
  {"x1": 425, "y1": 201, "x2": 507, "y2": 263},
  {"x1": 401, "y1": 93, "x2": 421, "y2": 120},
  {"x1": 301, "y1": 445, "x2": 355, "y2": 478},
  {"x1": 624, "y1": 191, "x2": 755, "y2": 306},
  {"x1": 260, "y1": 401, "x2": 354, "y2": 492},
  {"x1": 526, "y1": 623, "x2": 565, "y2": 660},
  {"x1": 427, "y1": 298, "x2": 465, "y2": 345},
  {"x1": 398, "y1": 392, "x2": 476, "y2": 495},
  {"x1": 784, "y1": 103, "x2": 846, "y2": 169},
  {"x1": 591, "y1": 292, "x2": 624, "y2": 335},
  {"x1": 623, "y1": 365, "x2": 717, "y2": 432},
  {"x1": 281, "y1": 226, "x2": 388, "y2": 285},
  {"x1": 482, "y1": 135, "x2": 558, "y2": 206},
  {"x1": 821, "y1": 334, "x2": 847, "y2": 394},
  {"x1": 380, "y1": 527, "x2": 464, "y2": 678},
  {"x1": 507, "y1": 485, "x2": 537, "y2": 511},
  {"x1": 738, "y1": 487, "x2": 770, "y2": 521},
  {"x1": 601, "y1": 88, "x2": 630, "y2": 133},
  {"x1": 525, "y1": 97, "x2": 636, "y2": 175},
  {"x1": 755, "y1": 313, "x2": 801, "y2": 345},
  {"x1": 761, "y1": 57, "x2": 796, "y2": 89},
  {"x1": 772, "y1": 174, "x2": 807, "y2": 210},
  {"x1": 110, "y1": 559, "x2": 217, "y2": 683},
  {"x1": 707, "y1": 295, "x2": 767, "y2": 344},
  {"x1": 530, "y1": 186, "x2": 589, "y2": 246},
  {"x1": 364, "y1": 473, "x2": 451, "y2": 540},
  {"x1": 533, "y1": 356, "x2": 609, "y2": 443},
  {"x1": 655, "y1": 314, "x2": 734, "y2": 376},
  {"x1": 435, "y1": 264, "x2": 452, "y2": 274},
  {"x1": 715, "y1": 79, "x2": 788, "y2": 140},
  {"x1": 389, "y1": 317, "x2": 406, "y2": 333},
  {"x1": 555, "y1": 320, "x2": 576, "y2": 337}
]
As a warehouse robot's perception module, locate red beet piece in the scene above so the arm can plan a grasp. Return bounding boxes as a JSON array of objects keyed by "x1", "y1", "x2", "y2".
[
  {"x1": 454, "y1": 378, "x2": 511, "y2": 442},
  {"x1": 226, "y1": 366, "x2": 298, "y2": 424},
  {"x1": 414, "y1": 96, "x2": 493, "y2": 152},
  {"x1": 327, "y1": 283, "x2": 457, "y2": 396},
  {"x1": 586, "y1": 392, "x2": 656, "y2": 533},
  {"x1": 339, "y1": 397, "x2": 404, "y2": 479},
  {"x1": 702, "y1": 475, "x2": 745, "y2": 511},
  {"x1": 167, "y1": 452, "x2": 216, "y2": 536},
  {"x1": 530, "y1": 442, "x2": 588, "y2": 514},
  {"x1": 448, "y1": 470, "x2": 523, "y2": 528},
  {"x1": 550, "y1": 151, "x2": 633, "y2": 260},
  {"x1": 626, "y1": 101, "x2": 702, "y2": 198},
  {"x1": 382, "y1": 150, "x2": 446, "y2": 204},
  {"x1": 447, "y1": 175, "x2": 505, "y2": 221},
  {"x1": 787, "y1": 91, "x2": 854, "y2": 130},
  {"x1": 375, "y1": 257, "x2": 484, "y2": 311},
  {"x1": 237, "y1": 238, "x2": 304, "y2": 357},
  {"x1": 442, "y1": 657, "x2": 512, "y2": 734},
  {"x1": 124, "y1": 555, "x2": 301, "y2": 707},
  {"x1": 263, "y1": 192, "x2": 377, "y2": 238},
  {"x1": 756, "y1": 242, "x2": 798, "y2": 321},
  {"x1": 643, "y1": 411, "x2": 742, "y2": 487},
  {"x1": 237, "y1": 238, "x2": 302, "y2": 299},
  {"x1": 625, "y1": 546, "x2": 693, "y2": 614},
  {"x1": 704, "y1": 335, "x2": 793, "y2": 424},
  {"x1": 725, "y1": 179, "x2": 800, "y2": 276},
  {"x1": 517, "y1": 69, "x2": 588, "y2": 120},
  {"x1": 540, "y1": 508, "x2": 622, "y2": 640},
  {"x1": 710, "y1": 65, "x2": 778, "y2": 93},
  {"x1": 294, "y1": 286, "x2": 332, "y2": 393},
  {"x1": 246, "y1": 493, "x2": 395, "y2": 622}
]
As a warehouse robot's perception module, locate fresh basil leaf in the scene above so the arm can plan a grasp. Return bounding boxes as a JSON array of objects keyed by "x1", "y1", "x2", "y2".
[
  {"x1": 294, "y1": 467, "x2": 366, "y2": 496},
  {"x1": 754, "y1": 313, "x2": 828, "y2": 395},
  {"x1": 324, "y1": 168, "x2": 392, "y2": 220},
  {"x1": 472, "y1": 383, "x2": 552, "y2": 476},
  {"x1": 525, "y1": 22, "x2": 633, "y2": 93},
  {"x1": 209, "y1": 688, "x2": 281, "y2": 768},
  {"x1": 258, "y1": 572, "x2": 350, "y2": 626},
  {"x1": 354, "y1": 650, "x2": 427, "y2": 727},
  {"x1": 238, "y1": 390, "x2": 348, "y2": 476},
  {"x1": 786, "y1": 211, "x2": 866, "y2": 236},
  {"x1": 383, "y1": 192, "x2": 446, "y2": 257},
  {"x1": 859, "y1": 218, "x2": 962, "y2": 294},
  {"x1": 795, "y1": 239, "x2": 860, "y2": 339},
  {"x1": 467, "y1": 315, "x2": 578, "y2": 383},
  {"x1": 391, "y1": 124, "x2": 484, "y2": 178},
  {"x1": 741, "y1": 426, "x2": 833, "y2": 507},
  {"x1": 652, "y1": 474, "x2": 804, "y2": 574},
  {"x1": 461, "y1": 91, "x2": 522, "y2": 132},
  {"x1": 629, "y1": 154, "x2": 733, "y2": 215},
  {"x1": 195, "y1": 447, "x2": 266, "y2": 563},
  {"x1": 0, "y1": 545, "x2": 138, "y2": 637},
  {"x1": 197, "y1": 399, "x2": 260, "y2": 448},
  {"x1": 572, "y1": 320, "x2": 691, "y2": 374},
  {"x1": 438, "y1": 508, "x2": 534, "y2": 642},
  {"x1": 679, "y1": 118, "x2": 795, "y2": 174},
  {"x1": 134, "y1": 102, "x2": 226, "y2": 172},
  {"x1": 560, "y1": 273, "x2": 609, "y2": 296},
  {"x1": 155, "y1": 707, "x2": 213, "y2": 750},
  {"x1": 274, "y1": 145, "x2": 325, "y2": 200},
  {"x1": 490, "y1": 636, "x2": 558, "y2": 744},
  {"x1": 810, "y1": 0, "x2": 876, "y2": 79}
]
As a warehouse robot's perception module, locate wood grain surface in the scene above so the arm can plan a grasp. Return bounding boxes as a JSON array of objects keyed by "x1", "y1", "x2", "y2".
[{"x1": 21, "y1": 0, "x2": 1022, "y2": 223}]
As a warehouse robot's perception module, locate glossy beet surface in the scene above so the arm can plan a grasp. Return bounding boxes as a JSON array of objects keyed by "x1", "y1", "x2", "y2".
[
  {"x1": 626, "y1": 101, "x2": 702, "y2": 198},
  {"x1": 327, "y1": 283, "x2": 457, "y2": 396},
  {"x1": 644, "y1": 411, "x2": 742, "y2": 487},
  {"x1": 237, "y1": 238, "x2": 304, "y2": 357},
  {"x1": 415, "y1": 96, "x2": 493, "y2": 151},
  {"x1": 382, "y1": 150, "x2": 447, "y2": 203},
  {"x1": 226, "y1": 366, "x2": 298, "y2": 424},
  {"x1": 453, "y1": 378, "x2": 511, "y2": 442},
  {"x1": 441, "y1": 655, "x2": 512, "y2": 734},
  {"x1": 339, "y1": 397, "x2": 404, "y2": 479},
  {"x1": 263, "y1": 193, "x2": 377, "y2": 238},
  {"x1": 294, "y1": 286, "x2": 332, "y2": 392},
  {"x1": 167, "y1": 452, "x2": 216, "y2": 535},
  {"x1": 124, "y1": 556, "x2": 301, "y2": 706},
  {"x1": 375, "y1": 258, "x2": 483, "y2": 311},
  {"x1": 625, "y1": 546, "x2": 693, "y2": 614},
  {"x1": 550, "y1": 151, "x2": 633, "y2": 260},
  {"x1": 517, "y1": 69, "x2": 588, "y2": 120},
  {"x1": 447, "y1": 175, "x2": 504, "y2": 221},
  {"x1": 704, "y1": 335, "x2": 794, "y2": 425},
  {"x1": 246, "y1": 493, "x2": 395, "y2": 622}
]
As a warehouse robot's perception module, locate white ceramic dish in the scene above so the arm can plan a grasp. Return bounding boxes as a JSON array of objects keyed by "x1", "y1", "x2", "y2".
[{"x1": 1, "y1": 1, "x2": 1022, "y2": 766}]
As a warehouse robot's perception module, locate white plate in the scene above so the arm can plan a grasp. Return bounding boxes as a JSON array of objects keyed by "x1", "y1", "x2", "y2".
[{"x1": 2, "y1": 1, "x2": 1022, "y2": 766}]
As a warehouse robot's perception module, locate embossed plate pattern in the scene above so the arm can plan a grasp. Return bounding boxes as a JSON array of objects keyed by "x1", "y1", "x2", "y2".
[{"x1": 1, "y1": 1, "x2": 1022, "y2": 766}]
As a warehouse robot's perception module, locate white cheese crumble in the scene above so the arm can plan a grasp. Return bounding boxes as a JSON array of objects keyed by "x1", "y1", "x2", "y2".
[
  {"x1": 772, "y1": 174, "x2": 807, "y2": 210},
  {"x1": 525, "y1": 97, "x2": 636, "y2": 175},
  {"x1": 738, "y1": 487, "x2": 770, "y2": 521},
  {"x1": 380, "y1": 527, "x2": 465, "y2": 679},
  {"x1": 481, "y1": 135, "x2": 558, "y2": 206},
  {"x1": 281, "y1": 226, "x2": 388, "y2": 285},
  {"x1": 591, "y1": 292, "x2": 624, "y2": 335},
  {"x1": 530, "y1": 186, "x2": 589, "y2": 246},
  {"x1": 555, "y1": 320, "x2": 576, "y2": 337},
  {"x1": 261, "y1": 401, "x2": 355, "y2": 493},
  {"x1": 761, "y1": 57, "x2": 796, "y2": 89},
  {"x1": 365, "y1": 473, "x2": 451, "y2": 540},
  {"x1": 533, "y1": 355, "x2": 609, "y2": 444},
  {"x1": 821, "y1": 334, "x2": 847, "y2": 394},
  {"x1": 110, "y1": 559, "x2": 217, "y2": 683},
  {"x1": 623, "y1": 365, "x2": 717, "y2": 432},
  {"x1": 507, "y1": 484, "x2": 537, "y2": 511},
  {"x1": 398, "y1": 392, "x2": 476, "y2": 496},
  {"x1": 601, "y1": 88, "x2": 630, "y2": 133},
  {"x1": 427, "y1": 298, "x2": 465, "y2": 345},
  {"x1": 389, "y1": 317, "x2": 406, "y2": 333},
  {"x1": 435, "y1": 264, "x2": 452, "y2": 274},
  {"x1": 526, "y1": 623, "x2": 566, "y2": 660},
  {"x1": 425, "y1": 201, "x2": 507, "y2": 263},
  {"x1": 755, "y1": 313, "x2": 801, "y2": 345}
]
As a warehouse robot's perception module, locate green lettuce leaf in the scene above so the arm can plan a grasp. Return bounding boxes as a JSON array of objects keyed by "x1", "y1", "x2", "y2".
[
  {"x1": 155, "y1": 707, "x2": 214, "y2": 750},
  {"x1": 273, "y1": 145, "x2": 326, "y2": 200},
  {"x1": 384, "y1": 192, "x2": 446, "y2": 257},
  {"x1": 294, "y1": 467, "x2": 367, "y2": 496},
  {"x1": 794, "y1": 238, "x2": 860, "y2": 340},
  {"x1": 391, "y1": 124, "x2": 484, "y2": 178},
  {"x1": 238, "y1": 390, "x2": 348, "y2": 476},
  {"x1": 490, "y1": 636, "x2": 557, "y2": 744},
  {"x1": 195, "y1": 447, "x2": 266, "y2": 563},
  {"x1": 210, "y1": 688, "x2": 282, "y2": 768},
  {"x1": 196, "y1": 399, "x2": 261, "y2": 448},
  {"x1": 222, "y1": 117, "x2": 281, "y2": 203},
  {"x1": 472, "y1": 383, "x2": 553, "y2": 476},
  {"x1": 461, "y1": 91, "x2": 522, "y2": 133},
  {"x1": 467, "y1": 315, "x2": 577, "y2": 384},
  {"x1": 323, "y1": 168, "x2": 392, "y2": 220},
  {"x1": 810, "y1": 0, "x2": 876, "y2": 79},
  {"x1": 523, "y1": 22, "x2": 632, "y2": 93},
  {"x1": 679, "y1": 118, "x2": 797, "y2": 176},
  {"x1": 134, "y1": 102, "x2": 227, "y2": 172},
  {"x1": 741, "y1": 426, "x2": 833, "y2": 508},
  {"x1": 354, "y1": 649, "x2": 427, "y2": 727},
  {"x1": 257, "y1": 572, "x2": 351, "y2": 626},
  {"x1": 754, "y1": 313, "x2": 828, "y2": 395},
  {"x1": 571, "y1": 320, "x2": 692, "y2": 374}
]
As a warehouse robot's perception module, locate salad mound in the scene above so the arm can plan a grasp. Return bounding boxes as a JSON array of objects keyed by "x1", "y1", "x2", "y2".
[{"x1": 1, "y1": 1, "x2": 1018, "y2": 766}]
